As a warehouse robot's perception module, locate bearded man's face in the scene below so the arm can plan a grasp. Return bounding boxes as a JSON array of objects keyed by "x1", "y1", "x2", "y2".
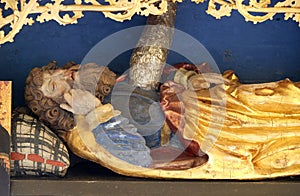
[
  {"x1": 40, "y1": 67, "x2": 77, "y2": 105},
  {"x1": 39, "y1": 63, "x2": 114, "y2": 105}
]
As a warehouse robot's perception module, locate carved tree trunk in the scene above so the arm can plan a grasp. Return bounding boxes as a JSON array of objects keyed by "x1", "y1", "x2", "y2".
[{"x1": 129, "y1": 0, "x2": 177, "y2": 90}]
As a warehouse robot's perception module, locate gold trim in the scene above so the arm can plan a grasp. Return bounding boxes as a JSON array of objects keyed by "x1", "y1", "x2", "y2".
[
  {"x1": 1, "y1": 0, "x2": 300, "y2": 45},
  {"x1": 0, "y1": 81, "x2": 11, "y2": 135}
]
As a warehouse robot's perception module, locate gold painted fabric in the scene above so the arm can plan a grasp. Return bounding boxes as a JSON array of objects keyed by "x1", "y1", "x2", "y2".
[{"x1": 172, "y1": 68, "x2": 300, "y2": 177}]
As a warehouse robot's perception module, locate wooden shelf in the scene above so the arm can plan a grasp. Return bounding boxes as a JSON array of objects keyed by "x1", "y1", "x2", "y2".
[{"x1": 11, "y1": 161, "x2": 300, "y2": 196}]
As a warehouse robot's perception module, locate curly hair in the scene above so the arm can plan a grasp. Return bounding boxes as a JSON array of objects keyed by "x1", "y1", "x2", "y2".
[
  {"x1": 24, "y1": 61, "x2": 117, "y2": 134},
  {"x1": 24, "y1": 61, "x2": 75, "y2": 133}
]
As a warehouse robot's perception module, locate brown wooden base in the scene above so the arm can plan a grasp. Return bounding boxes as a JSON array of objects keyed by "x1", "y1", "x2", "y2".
[{"x1": 11, "y1": 161, "x2": 300, "y2": 196}]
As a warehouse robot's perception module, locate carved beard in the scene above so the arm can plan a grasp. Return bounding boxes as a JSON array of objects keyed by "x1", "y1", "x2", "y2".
[
  {"x1": 50, "y1": 63, "x2": 100, "y2": 105},
  {"x1": 52, "y1": 63, "x2": 115, "y2": 106},
  {"x1": 51, "y1": 78, "x2": 75, "y2": 106},
  {"x1": 51, "y1": 80, "x2": 74, "y2": 105},
  {"x1": 73, "y1": 63, "x2": 111, "y2": 96}
]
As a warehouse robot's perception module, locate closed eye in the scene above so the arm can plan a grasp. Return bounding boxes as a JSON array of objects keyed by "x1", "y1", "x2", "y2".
[
  {"x1": 48, "y1": 80, "x2": 56, "y2": 92},
  {"x1": 52, "y1": 82, "x2": 56, "y2": 91}
]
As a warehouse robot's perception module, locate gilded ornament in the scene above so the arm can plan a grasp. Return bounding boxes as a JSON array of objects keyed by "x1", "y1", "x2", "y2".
[{"x1": 1, "y1": 0, "x2": 300, "y2": 45}]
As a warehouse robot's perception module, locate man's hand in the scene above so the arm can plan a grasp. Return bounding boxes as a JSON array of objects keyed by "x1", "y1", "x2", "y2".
[{"x1": 60, "y1": 89, "x2": 101, "y2": 115}]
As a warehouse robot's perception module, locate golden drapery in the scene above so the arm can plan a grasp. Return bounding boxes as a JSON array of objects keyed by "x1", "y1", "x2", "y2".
[{"x1": 174, "y1": 69, "x2": 300, "y2": 176}]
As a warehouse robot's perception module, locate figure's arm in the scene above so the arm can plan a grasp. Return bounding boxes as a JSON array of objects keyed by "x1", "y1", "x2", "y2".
[
  {"x1": 174, "y1": 68, "x2": 230, "y2": 90},
  {"x1": 59, "y1": 89, "x2": 120, "y2": 130},
  {"x1": 60, "y1": 88, "x2": 101, "y2": 115},
  {"x1": 85, "y1": 104, "x2": 121, "y2": 130},
  {"x1": 58, "y1": 88, "x2": 152, "y2": 168}
]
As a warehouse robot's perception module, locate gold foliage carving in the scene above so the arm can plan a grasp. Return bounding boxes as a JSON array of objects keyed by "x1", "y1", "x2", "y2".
[
  {"x1": 0, "y1": 0, "x2": 168, "y2": 44},
  {"x1": 0, "y1": 0, "x2": 300, "y2": 45},
  {"x1": 204, "y1": 0, "x2": 300, "y2": 24}
]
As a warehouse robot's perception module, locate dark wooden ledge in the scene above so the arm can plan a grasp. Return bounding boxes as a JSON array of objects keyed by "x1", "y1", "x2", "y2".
[{"x1": 11, "y1": 161, "x2": 300, "y2": 196}]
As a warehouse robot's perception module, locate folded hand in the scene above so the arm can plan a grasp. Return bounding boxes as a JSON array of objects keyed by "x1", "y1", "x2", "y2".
[{"x1": 60, "y1": 89, "x2": 101, "y2": 115}]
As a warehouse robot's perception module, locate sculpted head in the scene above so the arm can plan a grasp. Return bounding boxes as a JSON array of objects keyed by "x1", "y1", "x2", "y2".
[{"x1": 24, "y1": 61, "x2": 116, "y2": 133}]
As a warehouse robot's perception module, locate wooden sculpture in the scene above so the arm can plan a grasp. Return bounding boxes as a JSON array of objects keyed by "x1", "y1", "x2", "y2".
[
  {"x1": 17, "y1": 0, "x2": 300, "y2": 180},
  {"x1": 24, "y1": 60, "x2": 300, "y2": 179}
]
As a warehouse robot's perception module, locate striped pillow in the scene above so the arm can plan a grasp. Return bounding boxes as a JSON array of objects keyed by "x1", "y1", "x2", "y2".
[{"x1": 10, "y1": 113, "x2": 70, "y2": 177}]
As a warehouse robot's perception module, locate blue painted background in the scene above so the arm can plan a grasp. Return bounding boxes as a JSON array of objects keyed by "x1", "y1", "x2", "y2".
[{"x1": 0, "y1": 1, "x2": 300, "y2": 108}]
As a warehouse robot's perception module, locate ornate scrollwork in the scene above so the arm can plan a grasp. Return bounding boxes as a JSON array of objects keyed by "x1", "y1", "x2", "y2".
[
  {"x1": 202, "y1": 0, "x2": 300, "y2": 25},
  {"x1": 0, "y1": 0, "x2": 300, "y2": 45},
  {"x1": 0, "y1": 0, "x2": 168, "y2": 44}
]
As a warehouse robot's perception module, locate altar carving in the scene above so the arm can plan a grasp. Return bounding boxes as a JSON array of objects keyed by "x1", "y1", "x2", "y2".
[
  {"x1": 1, "y1": 0, "x2": 299, "y2": 180},
  {"x1": 24, "y1": 61, "x2": 300, "y2": 179}
]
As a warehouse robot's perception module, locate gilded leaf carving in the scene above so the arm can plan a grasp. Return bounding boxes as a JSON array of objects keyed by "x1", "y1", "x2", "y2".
[{"x1": 0, "y1": 0, "x2": 299, "y2": 45}]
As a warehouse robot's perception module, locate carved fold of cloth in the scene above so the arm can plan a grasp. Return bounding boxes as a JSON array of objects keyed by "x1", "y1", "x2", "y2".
[
  {"x1": 161, "y1": 65, "x2": 300, "y2": 177},
  {"x1": 160, "y1": 62, "x2": 212, "y2": 157},
  {"x1": 110, "y1": 81, "x2": 208, "y2": 170},
  {"x1": 92, "y1": 115, "x2": 152, "y2": 167}
]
